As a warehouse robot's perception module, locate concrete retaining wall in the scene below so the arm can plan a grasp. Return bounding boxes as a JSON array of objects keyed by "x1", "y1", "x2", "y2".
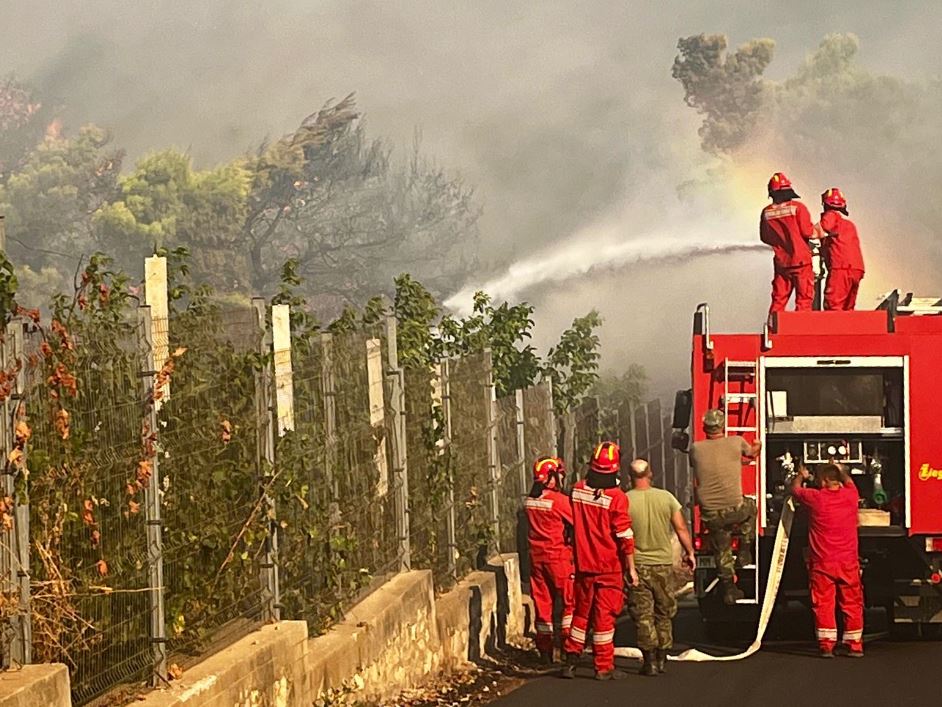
[
  {"x1": 0, "y1": 665, "x2": 70, "y2": 707},
  {"x1": 135, "y1": 621, "x2": 310, "y2": 707},
  {"x1": 1, "y1": 554, "x2": 526, "y2": 707},
  {"x1": 309, "y1": 553, "x2": 526, "y2": 703}
]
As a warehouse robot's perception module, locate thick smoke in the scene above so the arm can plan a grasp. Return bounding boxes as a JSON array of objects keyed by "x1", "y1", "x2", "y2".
[{"x1": 3, "y1": 2, "x2": 942, "y2": 395}]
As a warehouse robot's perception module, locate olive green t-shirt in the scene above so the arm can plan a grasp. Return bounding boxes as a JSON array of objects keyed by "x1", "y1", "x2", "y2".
[
  {"x1": 626, "y1": 487, "x2": 682, "y2": 566},
  {"x1": 689, "y1": 436, "x2": 751, "y2": 511}
]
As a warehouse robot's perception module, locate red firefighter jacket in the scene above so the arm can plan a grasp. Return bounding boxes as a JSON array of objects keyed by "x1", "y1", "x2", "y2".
[
  {"x1": 570, "y1": 480, "x2": 634, "y2": 575},
  {"x1": 760, "y1": 200, "x2": 815, "y2": 269},
  {"x1": 525, "y1": 488, "x2": 574, "y2": 562},
  {"x1": 819, "y1": 211, "x2": 865, "y2": 272}
]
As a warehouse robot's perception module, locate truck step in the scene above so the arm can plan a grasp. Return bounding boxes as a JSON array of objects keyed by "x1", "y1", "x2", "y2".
[
  {"x1": 727, "y1": 427, "x2": 757, "y2": 433},
  {"x1": 725, "y1": 393, "x2": 757, "y2": 402},
  {"x1": 734, "y1": 598, "x2": 759, "y2": 605}
]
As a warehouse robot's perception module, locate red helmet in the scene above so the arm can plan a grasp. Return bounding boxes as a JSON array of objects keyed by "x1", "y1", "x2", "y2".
[
  {"x1": 590, "y1": 441, "x2": 621, "y2": 474},
  {"x1": 767, "y1": 172, "x2": 795, "y2": 196},
  {"x1": 532, "y1": 456, "x2": 565, "y2": 484},
  {"x1": 821, "y1": 187, "x2": 847, "y2": 211}
]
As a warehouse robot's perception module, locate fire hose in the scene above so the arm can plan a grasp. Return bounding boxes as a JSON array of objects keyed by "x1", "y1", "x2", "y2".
[{"x1": 613, "y1": 497, "x2": 796, "y2": 662}]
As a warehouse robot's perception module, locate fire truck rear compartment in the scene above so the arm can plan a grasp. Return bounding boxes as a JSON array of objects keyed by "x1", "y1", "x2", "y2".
[{"x1": 763, "y1": 366, "x2": 906, "y2": 529}]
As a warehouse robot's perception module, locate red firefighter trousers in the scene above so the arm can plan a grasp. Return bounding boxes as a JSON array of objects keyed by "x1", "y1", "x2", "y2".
[
  {"x1": 809, "y1": 561, "x2": 864, "y2": 651},
  {"x1": 770, "y1": 264, "x2": 814, "y2": 314},
  {"x1": 564, "y1": 572, "x2": 624, "y2": 672},
  {"x1": 530, "y1": 558, "x2": 575, "y2": 654},
  {"x1": 824, "y1": 269, "x2": 863, "y2": 311}
]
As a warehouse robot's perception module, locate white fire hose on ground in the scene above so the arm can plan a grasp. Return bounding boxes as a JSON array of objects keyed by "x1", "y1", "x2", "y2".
[{"x1": 613, "y1": 498, "x2": 796, "y2": 663}]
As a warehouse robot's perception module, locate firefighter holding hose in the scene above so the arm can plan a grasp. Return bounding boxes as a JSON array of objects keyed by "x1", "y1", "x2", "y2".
[
  {"x1": 760, "y1": 172, "x2": 816, "y2": 316},
  {"x1": 525, "y1": 456, "x2": 575, "y2": 664},
  {"x1": 816, "y1": 187, "x2": 865, "y2": 311},
  {"x1": 562, "y1": 441, "x2": 638, "y2": 680}
]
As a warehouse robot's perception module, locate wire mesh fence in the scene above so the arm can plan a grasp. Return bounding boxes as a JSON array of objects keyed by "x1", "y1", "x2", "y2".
[
  {"x1": 159, "y1": 305, "x2": 267, "y2": 661},
  {"x1": 403, "y1": 364, "x2": 453, "y2": 589},
  {"x1": 446, "y1": 353, "x2": 492, "y2": 576},
  {"x1": 8, "y1": 285, "x2": 601, "y2": 703},
  {"x1": 25, "y1": 317, "x2": 152, "y2": 705},
  {"x1": 495, "y1": 394, "x2": 523, "y2": 555}
]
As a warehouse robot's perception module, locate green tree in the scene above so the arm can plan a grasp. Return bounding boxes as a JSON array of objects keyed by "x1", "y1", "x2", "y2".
[
  {"x1": 0, "y1": 76, "x2": 52, "y2": 182},
  {"x1": 545, "y1": 310, "x2": 603, "y2": 415},
  {"x1": 93, "y1": 149, "x2": 253, "y2": 288},
  {"x1": 0, "y1": 125, "x2": 122, "y2": 273}
]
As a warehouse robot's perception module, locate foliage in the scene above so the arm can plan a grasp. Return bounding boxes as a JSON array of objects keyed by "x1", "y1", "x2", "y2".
[
  {"x1": 94, "y1": 150, "x2": 253, "y2": 288},
  {"x1": 545, "y1": 310, "x2": 603, "y2": 415},
  {"x1": 0, "y1": 76, "x2": 51, "y2": 182},
  {"x1": 671, "y1": 33, "x2": 775, "y2": 153},
  {"x1": 0, "y1": 125, "x2": 123, "y2": 270},
  {"x1": 593, "y1": 365, "x2": 648, "y2": 439}
]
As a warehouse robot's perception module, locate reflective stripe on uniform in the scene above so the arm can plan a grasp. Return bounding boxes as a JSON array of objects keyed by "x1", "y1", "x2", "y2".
[
  {"x1": 843, "y1": 629, "x2": 863, "y2": 641},
  {"x1": 764, "y1": 204, "x2": 798, "y2": 220},
  {"x1": 572, "y1": 487, "x2": 612, "y2": 508},
  {"x1": 524, "y1": 497, "x2": 554, "y2": 511},
  {"x1": 816, "y1": 628, "x2": 838, "y2": 639},
  {"x1": 616, "y1": 528, "x2": 634, "y2": 539},
  {"x1": 570, "y1": 626, "x2": 587, "y2": 644},
  {"x1": 560, "y1": 614, "x2": 573, "y2": 629},
  {"x1": 592, "y1": 630, "x2": 615, "y2": 645},
  {"x1": 536, "y1": 622, "x2": 554, "y2": 634}
]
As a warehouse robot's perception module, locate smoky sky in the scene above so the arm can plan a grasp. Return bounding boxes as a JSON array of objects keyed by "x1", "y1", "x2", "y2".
[{"x1": 3, "y1": 1, "x2": 942, "y2": 396}]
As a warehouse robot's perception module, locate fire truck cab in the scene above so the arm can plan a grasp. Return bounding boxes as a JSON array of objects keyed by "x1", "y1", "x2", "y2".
[{"x1": 673, "y1": 292, "x2": 942, "y2": 634}]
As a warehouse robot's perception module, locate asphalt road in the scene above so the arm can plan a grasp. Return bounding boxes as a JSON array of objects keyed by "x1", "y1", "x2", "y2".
[{"x1": 491, "y1": 599, "x2": 941, "y2": 707}]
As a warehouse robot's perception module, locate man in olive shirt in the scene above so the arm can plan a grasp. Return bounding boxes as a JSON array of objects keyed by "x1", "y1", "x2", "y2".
[
  {"x1": 689, "y1": 409, "x2": 761, "y2": 605},
  {"x1": 626, "y1": 459, "x2": 695, "y2": 677}
]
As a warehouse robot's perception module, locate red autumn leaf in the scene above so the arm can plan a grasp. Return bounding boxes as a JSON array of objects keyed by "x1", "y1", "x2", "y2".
[{"x1": 96, "y1": 559, "x2": 108, "y2": 577}]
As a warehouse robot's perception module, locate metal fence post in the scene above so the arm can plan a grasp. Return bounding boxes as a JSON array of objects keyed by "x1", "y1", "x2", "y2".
[
  {"x1": 440, "y1": 360, "x2": 457, "y2": 582},
  {"x1": 514, "y1": 389, "x2": 527, "y2": 497},
  {"x1": 384, "y1": 316, "x2": 410, "y2": 571},
  {"x1": 137, "y1": 305, "x2": 168, "y2": 685},
  {"x1": 482, "y1": 350, "x2": 500, "y2": 551},
  {"x1": 0, "y1": 319, "x2": 30, "y2": 667},
  {"x1": 11, "y1": 321, "x2": 30, "y2": 664},
  {"x1": 252, "y1": 298, "x2": 280, "y2": 622},
  {"x1": 544, "y1": 379, "x2": 557, "y2": 457}
]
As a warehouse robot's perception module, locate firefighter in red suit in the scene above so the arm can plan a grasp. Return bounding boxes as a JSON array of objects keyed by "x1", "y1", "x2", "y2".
[
  {"x1": 816, "y1": 188, "x2": 865, "y2": 311},
  {"x1": 561, "y1": 442, "x2": 638, "y2": 680},
  {"x1": 791, "y1": 462, "x2": 865, "y2": 658},
  {"x1": 525, "y1": 456, "x2": 575, "y2": 663},
  {"x1": 760, "y1": 172, "x2": 816, "y2": 316}
]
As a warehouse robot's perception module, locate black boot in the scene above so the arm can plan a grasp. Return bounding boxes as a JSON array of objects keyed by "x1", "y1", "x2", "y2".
[
  {"x1": 722, "y1": 581, "x2": 745, "y2": 605},
  {"x1": 640, "y1": 650, "x2": 657, "y2": 677},
  {"x1": 559, "y1": 653, "x2": 578, "y2": 679},
  {"x1": 539, "y1": 649, "x2": 555, "y2": 666},
  {"x1": 655, "y1": 649, "x2": 668, "y2": 674},
  {"x1": 595, "y1": 668, "x2": 630, "y2": 681}
]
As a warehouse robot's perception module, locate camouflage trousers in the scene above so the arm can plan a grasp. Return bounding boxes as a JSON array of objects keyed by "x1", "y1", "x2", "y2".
[
  {"x1": 627, "y1": 564, "x2": 677, "y2": 651},
  {"x1": 701, "y1": 497, "x2": 757, "y2": 582}
]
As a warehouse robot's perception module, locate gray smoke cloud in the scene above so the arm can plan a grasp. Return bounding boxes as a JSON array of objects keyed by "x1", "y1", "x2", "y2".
[{"x1": 3, "y1": 1, "x2": 942, "y2": 395}]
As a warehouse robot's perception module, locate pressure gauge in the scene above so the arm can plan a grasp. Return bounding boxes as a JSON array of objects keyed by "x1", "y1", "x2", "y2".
[
  {"x1": 827, "y1": 445, "x2": 838, "y2": 457},
  {"x1": 838, "y1": 445, "x2": 848, "y2": 456}
]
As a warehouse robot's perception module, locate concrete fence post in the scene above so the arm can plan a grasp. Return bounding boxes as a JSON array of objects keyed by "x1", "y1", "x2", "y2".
[
  {"x1": 319, "y1": 333, "x2": 338, "y2": 504},
  {"x1": 384, "y1": 316, "x2": 410, "y2": 572},
  {"x1": 440, "y1": 359, "x2": 457, "y2": 582},
  {"x1": 252, "y1": 299, "x2": 280, "y2": 623},
  {"x1": 137, "y1": 305, "x2": 168, "y2": 685},
  {"x1": 11, "y1": 321, "x2": 30, "y2": 664},
  {"x1": 482, "y1": 350, "x2": 500, "y2": 552}
]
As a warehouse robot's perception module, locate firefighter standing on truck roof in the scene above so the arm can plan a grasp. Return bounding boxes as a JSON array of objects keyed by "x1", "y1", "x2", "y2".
[
  {"x1": 816, "y1": 187, "x2": 865, "y2": 311},
  {"x1": 561, "y1": 441, "x2": 638, "y2": 681},
  {"x1": 790, "y1": 462, "x2": 864, "y2": 658},
  {"x1": 625, "y1": 459, "x2": 696, "y2": 677},
  {"x1": 689, "y1": 410, "x2": 761, "y2": 605},
  {"x1": 760, "y1": 172, "x2": 816, "y2": 316},
  {"x1": 525, "y1": 456, "x2": 575, "y2": 665}
]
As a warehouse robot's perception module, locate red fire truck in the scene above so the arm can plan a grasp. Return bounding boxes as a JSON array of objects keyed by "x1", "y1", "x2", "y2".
[{"x1": 672, "y1": 293, "x2": 942, "y2": 636}]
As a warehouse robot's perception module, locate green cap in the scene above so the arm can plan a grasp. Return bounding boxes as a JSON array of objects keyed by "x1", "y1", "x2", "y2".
[{"x1": 703, "y1": 409, "x2": 725, "y2": 431}]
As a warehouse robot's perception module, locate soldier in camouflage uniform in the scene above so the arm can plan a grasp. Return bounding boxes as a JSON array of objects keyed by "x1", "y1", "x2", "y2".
[
  {"x1": 689, "y1": 410, "x2": 761, "y2": 605},
  {"x1": 625, "y1": 459, "x2": 695, "y2": 676}
]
